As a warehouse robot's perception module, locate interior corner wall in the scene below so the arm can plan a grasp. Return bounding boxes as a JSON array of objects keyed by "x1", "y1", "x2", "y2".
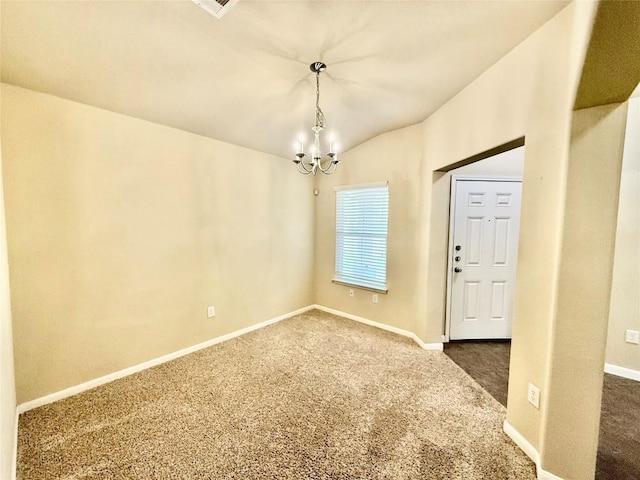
[
  {"x1": 313, "y1": 11, "x2": 599, "y2": 462},
  {"x1": 1, "y1": 83, "x2": 315, "y2": 404},
  {"x1": 605, "y1": 95, "x2": 640, "y2": 372},
  {"x1": 541, "y1": 101, "x2": 628, "y2": 479},
  {"x1": 418, "y1": 1, "x2": 596, "y2": 462},
  {"x1": 0, "y1": 85, "x2": 18, "y2": 480},
  {"x1": 313, "y1": 123, "x2": 424, "y2": 335}
]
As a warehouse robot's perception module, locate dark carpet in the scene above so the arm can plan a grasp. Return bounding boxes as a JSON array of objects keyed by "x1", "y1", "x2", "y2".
[
  {"x1": 444, "y1": 340, "x2": 640, "y2": 480},
  {"x1": 597, "y1": 374, "x2": 640, "y2": 480},
  {"x1": 443, "y1": 340, "x2": 511, "y2": 407}
]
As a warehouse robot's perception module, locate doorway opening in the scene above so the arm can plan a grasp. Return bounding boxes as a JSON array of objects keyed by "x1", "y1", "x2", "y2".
[
  {"x1": 445, "y1": 176, "x2": 523, "y2": 341},
  {"x1": 428, "y1": 140, "x2": 526, "y2": 408},
  {"x1": 438, "y1": 144, "x2": 525, "y2": 342}
]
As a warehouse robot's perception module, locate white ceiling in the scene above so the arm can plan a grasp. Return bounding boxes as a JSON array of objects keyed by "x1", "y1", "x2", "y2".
[{"x1": 1, "y1": 0, "x2": 569, "y2": 160}]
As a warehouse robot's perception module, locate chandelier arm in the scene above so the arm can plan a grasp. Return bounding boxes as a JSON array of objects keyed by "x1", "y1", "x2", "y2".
[
  {"x1": 324, "y1": 163, "x2": 338, "y2": 175},
  {"x1": 318, "y1": 158, "x2": 338, "y2": 175},
  {"x1": 296, "y1": 161, "x2": 313, "y2": 175},
  {"x1": 317, "y1": 158, "x2": 330, "y2": 172},
  {"x1": 306, "y1": 156, "x2": 320, "y2": 175},
  {"x1": 318, "y1": 152, "x2": 338, "y2": 170}
]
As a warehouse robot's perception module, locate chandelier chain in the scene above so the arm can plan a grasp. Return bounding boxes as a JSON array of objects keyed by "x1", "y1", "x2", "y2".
[{"x1": 315, "y1": 72, "x2": 326, "y2": 129}]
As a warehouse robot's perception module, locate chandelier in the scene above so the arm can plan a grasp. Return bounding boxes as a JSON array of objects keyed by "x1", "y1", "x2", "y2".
[{"x1": 293, "y1": 61, "x2": 339, "y2": 175}]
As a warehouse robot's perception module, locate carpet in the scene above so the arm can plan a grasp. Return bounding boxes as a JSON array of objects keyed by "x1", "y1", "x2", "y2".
[
  {"x1": 444, "y1": 338, "x2": 640, "y2": 479},
  {"x1": 597, "y1": 374, "x2": 640, "y2": 480},
  {"x1": 444, "y1": 340, "x2": 511, "y2": 407},
  {"x1": 17, "y1": 309, "x2": 536, "y2": 479}
]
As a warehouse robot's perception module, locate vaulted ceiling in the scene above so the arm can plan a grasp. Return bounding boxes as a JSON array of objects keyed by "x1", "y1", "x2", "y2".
[{"x1": 1, "y1": 0, "x2": 569, "y2": 159}]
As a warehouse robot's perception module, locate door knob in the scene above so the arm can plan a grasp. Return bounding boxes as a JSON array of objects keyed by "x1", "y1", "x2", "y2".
[
  {"x1": 454, "y1": 267, "x2": 462, "y2": 273},
  {"x1": 455, "y1": 256, "x2": 461, "y2": 262},
  {"x1": 455, "y1": 245, "x2": 462, "y2": 251}
]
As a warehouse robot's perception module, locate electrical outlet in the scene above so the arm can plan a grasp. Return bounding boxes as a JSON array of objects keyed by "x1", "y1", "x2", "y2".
[
  {"x1": 349, "y1": 289, "x2": 354, "y2": 298},
  {"x1": 207, "y1": 306, "x2": 216, "y2": 318},
  {"x1": 625, "y1": 329, "x2": 639, "y2": 344},
  {"x1": 372, "y1": 293, "x2": 378, "y2": 304},
  {"x1": 527, "y1": 383, "x2": 540, "y2": 409}
]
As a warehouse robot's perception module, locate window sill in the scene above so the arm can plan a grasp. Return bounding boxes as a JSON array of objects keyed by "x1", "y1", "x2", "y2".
[{"x1": 332, "y1": 279, "x2": 388, "y2": 294}]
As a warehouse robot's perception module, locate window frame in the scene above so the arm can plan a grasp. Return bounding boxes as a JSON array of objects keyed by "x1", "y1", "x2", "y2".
[{"x1": 332, "y1": 181, "x2": 389, "y2": 294}]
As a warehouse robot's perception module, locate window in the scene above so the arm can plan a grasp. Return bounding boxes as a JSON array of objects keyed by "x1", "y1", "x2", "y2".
[{"x1": 334, "y1": 182, "x2": 389, "y2": 292}]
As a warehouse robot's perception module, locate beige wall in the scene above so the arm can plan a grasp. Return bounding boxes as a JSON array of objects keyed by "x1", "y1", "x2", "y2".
[
  {"x1": 314, "y1": 123, "x2": 424, "y2": 334},
  {"x1": 425, "y1": 3, "x2": 597, "y2": 459},
  {"x1": 313, "y1": 128, "x2": 520, "y2": 341},
  {"x1": 541, "y1": 102, "x2": 628, "y2": 478},
  {"x1": 449, "y1": 147, "x2": 525, "y2": 177},
  {"x1": 605, "y1": 96, "x2": 640, "y2": 372},
  {"x1": 1, "y1": 84, "x2": 315, "y2": 404},
  {"x1": 315, "y1": 2, "x2": 599, "y2": 475},
  {"x1": 0, "y1": 84, "x2": 18, "y2": 480}
]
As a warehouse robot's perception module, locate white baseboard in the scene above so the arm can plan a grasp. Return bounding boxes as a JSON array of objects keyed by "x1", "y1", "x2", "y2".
[
  {"x1": 503, "y1": 420, "x2": 539, "y2": 465},
  {"x1": 17, "y1": 304, "x2": 442, "y2": 414},
  {"x1": 503, "y1": 420, "x2": 564, "y2": 480},
  {"x1": 312, "y1": 304, "x2": 443, "y2": 351},
  {"x1": 11, "y1": 406, "x2": 18, "y2": 480},
  {"x1": 17, "y1": 305, "x2": 315, "y2": 414},
  {"x1": 538, "y1": 468, "x2": 564, "y2": 480},
  {"x1": 604, "y1": 363, "x2": 640, "y2": 382}
]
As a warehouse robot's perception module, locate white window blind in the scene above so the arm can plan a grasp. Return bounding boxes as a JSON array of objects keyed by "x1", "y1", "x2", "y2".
[{"x1": 334, "y1": 183, "x2": 389, "y2": 292}]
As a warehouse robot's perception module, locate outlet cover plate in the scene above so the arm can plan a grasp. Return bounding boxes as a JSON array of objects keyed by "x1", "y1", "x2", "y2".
[
  {"x1": 527, "y1": 383, "x2": 540, "y2": 409},
  {"x1": 625, "y1": 329, "x2": 639, "y2": 344},
  {"x1": 207, "y1": 306, "x2": 216, "y2": 318},
  {"x1": 348, "y1": 289, "x2": 354, "y2": 298}
]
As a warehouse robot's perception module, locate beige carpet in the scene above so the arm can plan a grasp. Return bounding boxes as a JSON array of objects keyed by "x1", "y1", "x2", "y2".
[{"x1": 18, "y1": 309, "x2": 536, "y2": 479}]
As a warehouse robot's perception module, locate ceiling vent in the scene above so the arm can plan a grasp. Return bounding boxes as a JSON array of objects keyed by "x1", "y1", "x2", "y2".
[{"x1": 192, "y1": 0, "x2": 239, "y2": 19}]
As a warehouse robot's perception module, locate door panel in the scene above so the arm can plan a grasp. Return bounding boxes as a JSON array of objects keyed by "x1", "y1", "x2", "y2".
[
  {"x1": 463, "y1": 281, "x2": 480, "y2": 320},
  {"x1": 466, "y1": 217, "x2": 484, "y2": 265},
  {"x1": 449, "y1": 179, "x2": 522, "y2": 340},
  {"x1": 490, "y1": 281, "x2": 506, "y2": 320},
  {"x1": 493, "y1": 218, "x2": 510, "y2": 265}
]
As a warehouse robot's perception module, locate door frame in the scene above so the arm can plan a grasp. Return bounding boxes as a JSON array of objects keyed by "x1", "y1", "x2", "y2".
[{"x1": 444, "y1": 175, "x2": 523, "y2": 342}]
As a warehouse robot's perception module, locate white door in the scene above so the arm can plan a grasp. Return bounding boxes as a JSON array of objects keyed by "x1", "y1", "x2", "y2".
[{"x1": 448, "y1": 178, "x2": 522, "y2": 340}]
